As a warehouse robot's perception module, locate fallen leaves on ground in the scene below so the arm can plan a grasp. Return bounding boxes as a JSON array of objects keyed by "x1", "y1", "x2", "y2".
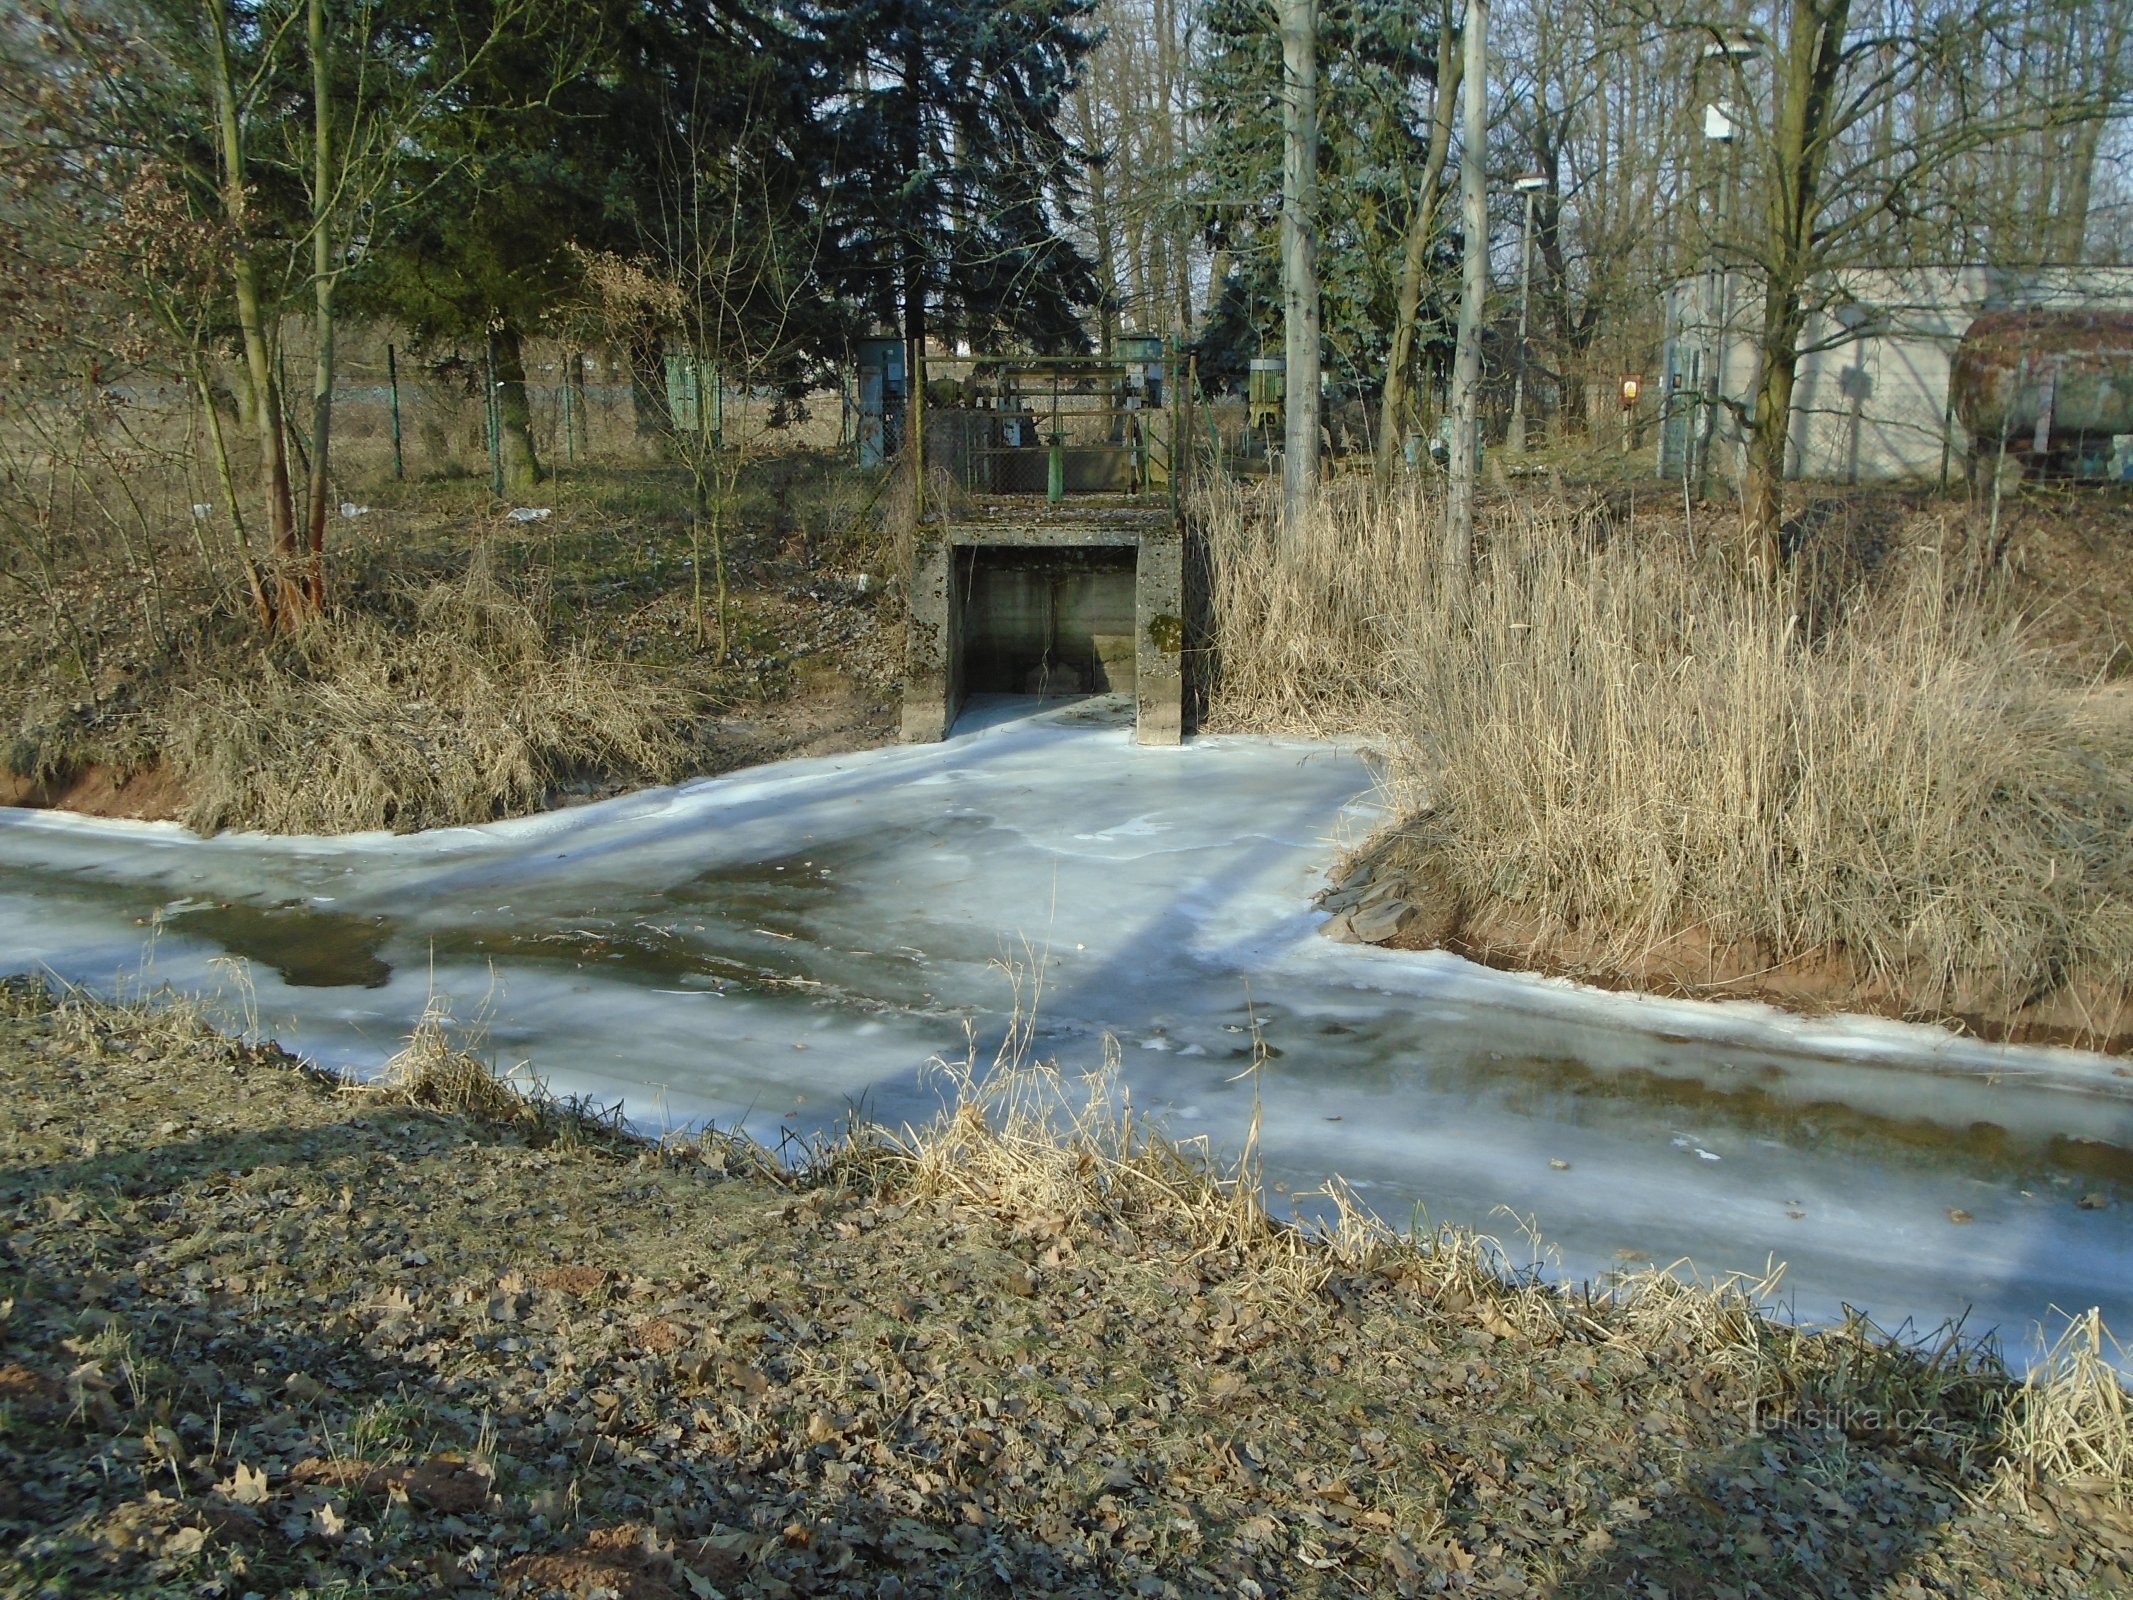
[{"x1": 0, "y1": 981, "x2": 2126, "y2": 1598}]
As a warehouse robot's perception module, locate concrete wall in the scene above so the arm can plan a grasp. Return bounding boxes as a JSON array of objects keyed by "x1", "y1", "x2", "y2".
[
  {"x1": 1660, "y1": 264, "x2": 2133, "y2": 485},
  {"x1": 901, "y1": 511, "x2": 1185, "y2": 746}
]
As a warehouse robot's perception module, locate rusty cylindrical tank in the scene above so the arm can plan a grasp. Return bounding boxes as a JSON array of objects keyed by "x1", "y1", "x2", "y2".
[{"x1": 1950, "y1": 309, "x2": 2133, "y2": 481}]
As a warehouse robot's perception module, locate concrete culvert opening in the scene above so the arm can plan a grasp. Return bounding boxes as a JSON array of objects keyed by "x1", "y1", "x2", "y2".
[{"x1": 959, "y1": 545, "x2": 1138, "y2": 697}]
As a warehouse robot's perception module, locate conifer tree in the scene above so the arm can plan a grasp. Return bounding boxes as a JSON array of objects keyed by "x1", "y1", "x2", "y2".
[
  {"x1": 802, "y1": 0, "x2": 1102, "y2": 353},
  {"x1": 1194, "y1": 0, "x2": 1449, "y2": 398}
]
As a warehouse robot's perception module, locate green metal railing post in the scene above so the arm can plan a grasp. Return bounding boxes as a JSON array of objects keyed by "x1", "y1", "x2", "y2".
[{"x1": 484, "y1": 335, "x2": 503, "y2": 497}]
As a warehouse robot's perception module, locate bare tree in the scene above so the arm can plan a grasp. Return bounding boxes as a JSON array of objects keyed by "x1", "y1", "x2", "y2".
[
  {"x1": 1444, "y1": 0, "x2": 1487, "y2": 571},
  {"x1": 1496, "y1": 0, "x2": 1699, "y2": 446},
  {"x1": 1707, "y1": 0, "x2": 2130, "y2": 572},
  {"x1": 1278, "y1": 0, "x2": 1319, "y2": 532},
  {"x1": 1375, "y1": 0, "x2": 1462, "y2": 482}
]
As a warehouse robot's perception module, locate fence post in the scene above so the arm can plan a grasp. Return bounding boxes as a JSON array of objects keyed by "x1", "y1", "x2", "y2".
[
  {"x1": 561, "y1": 354, "x2": 576, "y2": 470},
  {"x1": 387, "y1": 343, "x2": 405, "y2": 480},
  {"x1": 484, "y1": 335, "x2": 503, "y2": 498}
]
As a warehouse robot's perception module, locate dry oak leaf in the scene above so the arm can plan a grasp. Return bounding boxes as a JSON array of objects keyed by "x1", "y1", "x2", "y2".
[{"x1": 220, "y1": 1462, "x2": 270, "y2": 1505}]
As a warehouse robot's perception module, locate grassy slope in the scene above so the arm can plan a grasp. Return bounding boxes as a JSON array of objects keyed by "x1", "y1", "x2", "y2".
[
  {"x1": 3, "y1": 983, "x2": 2130, "y2": 1599},
  {"x1": 0, "y1": 454, "x2": 900, "y2": 835}
]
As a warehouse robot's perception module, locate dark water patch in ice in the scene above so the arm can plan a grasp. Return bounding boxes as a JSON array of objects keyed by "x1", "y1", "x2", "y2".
[
  {"x1": 164, "y1": 901, "x2": 393, "y2": 989},
  {"x1": 1451, "y1": 1051, "x2": 2133, "y2": 1195}
]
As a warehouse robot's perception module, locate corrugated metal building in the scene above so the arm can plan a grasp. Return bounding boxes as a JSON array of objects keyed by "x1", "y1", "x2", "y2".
[{"x1": 1657, "y1": 265, "x2": 2133, "y2": 485}]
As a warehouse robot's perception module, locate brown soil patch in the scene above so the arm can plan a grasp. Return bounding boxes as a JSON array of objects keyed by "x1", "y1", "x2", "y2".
[
  {"x1": 0, "y1": 1361, "x2": 60, "y2": 1417},
  {"x1": 632, "y1": 1315, "x2": 686, "y2": 1353},
  {"x1": 503, "y1": 1522, "x2": 751, "y2": 1600},
  {"x1": 534, "y1": 1264, "x2": 615, "y2": 1297},
  {"x1": 288, "y1": 1453, "x2": 488, "y2": 1511},
  {"x1": 1386, "y1": 894, "x2": 2133, "y2": 1054},
  {"x1": 0, "y1": 761, "x2": 185, "y2": 822},
  {"x1": 289, "y1": 1456, "x2": 381, "y2": 1492}
]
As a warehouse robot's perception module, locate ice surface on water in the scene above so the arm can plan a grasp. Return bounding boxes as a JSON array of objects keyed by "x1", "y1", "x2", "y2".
[{"x1": 2, "y1": 693, "x2": 2130, "y2": 1363}]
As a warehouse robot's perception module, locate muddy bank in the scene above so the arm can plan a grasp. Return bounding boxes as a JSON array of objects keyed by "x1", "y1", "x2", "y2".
[
  {"x1": 0, "y1": 763, "x2": 185, "y2": 823},
  {"x1": 5, "y1": 982, "x2": 2130, "y2": 1597},
  {"x1": 1320, "y1": 849, "x2": 2133, "y2": 1057}
]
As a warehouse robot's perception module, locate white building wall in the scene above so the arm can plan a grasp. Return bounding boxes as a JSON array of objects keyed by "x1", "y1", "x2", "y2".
[{"x1": 1661, "y1": 265, "x2": 2133, "y2": 485}]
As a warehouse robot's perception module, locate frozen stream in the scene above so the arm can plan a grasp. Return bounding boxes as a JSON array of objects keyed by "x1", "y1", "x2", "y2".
[{"x1": 2, "y1": 696, "x2": 2128, "y2": 1362}]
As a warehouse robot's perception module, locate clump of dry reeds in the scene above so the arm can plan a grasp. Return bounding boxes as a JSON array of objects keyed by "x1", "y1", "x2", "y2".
[
  {"x1": 824, "y1": 966, "x2": 1304, "y2": 1271},
  {"x1": 363, "y1": 988, "x2": 631, "y2": 1153},
  {"x1": 1198, "y1": 475, "x2": 2133, "y2": 1023},
  {"x1": 166, "y1": 550, "x2": 696, "y2": 835},
  {"x1": 1998, "y1": 1310, "x2": 2133, "y2": 1505},
  {"x1": 370, "y1": 992, "x2": 537, "y2": 1127}
]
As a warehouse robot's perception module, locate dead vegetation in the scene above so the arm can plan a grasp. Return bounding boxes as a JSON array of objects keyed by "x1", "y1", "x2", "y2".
[
  {"x1": 1199, "y1": 475, "x2": 2133, "y2": 1045},
  {"x1": 0, "y1": 421, "x2": 902, "y2": 834},
  {"x1": 163, "y1": 552, "x2": 697, "y2": 834},
  {"x1": 4, "y1": 978, "x2": 2132, "y2": 1598}
]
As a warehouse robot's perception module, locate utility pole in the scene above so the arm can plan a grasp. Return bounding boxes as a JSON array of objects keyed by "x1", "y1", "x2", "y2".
[
  {"x1": 1279, "y1": 0, "x2": 1320, "y2": 538},
  {"x1": 1509, "y1": 173, "x2": 1546, "y2": 454},
  {"x1": 1444, "y1": 0, "x2": 1488, "y2": 571}
]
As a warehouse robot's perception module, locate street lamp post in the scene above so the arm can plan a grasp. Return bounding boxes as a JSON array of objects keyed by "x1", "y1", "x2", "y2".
[
  {"x1": 1509, "y1": 173, "x2": 1547, "y2": 455},
  {"x1": 1696, "y1": 31, "x2": 1758, "y2": 498}
]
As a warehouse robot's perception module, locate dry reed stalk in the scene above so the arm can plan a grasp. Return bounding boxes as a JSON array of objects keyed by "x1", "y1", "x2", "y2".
[{"x1": 369, "y1": 992, "x2": 534, "y2": 1127}]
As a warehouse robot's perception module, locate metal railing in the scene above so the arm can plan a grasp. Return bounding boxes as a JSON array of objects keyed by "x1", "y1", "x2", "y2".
[{"x1": 912, "y1": 348, "x2": 1186, "y2": 509}]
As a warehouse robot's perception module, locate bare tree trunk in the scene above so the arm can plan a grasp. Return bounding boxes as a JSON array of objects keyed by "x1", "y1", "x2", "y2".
[
  {"x1": 1740, "y1": 339, "x2": 1791, "y2": 584},
  {"x1": 1444, "y1": 0, "x2": 1488, "y2": 574},
  {"x1": 492, "y1": 323, "x2": 544, "y2": 493},
  {"x1": 206, "y1": 0, "x2": 295, "y2": 626},
  {"x1": 1738, "y1": 0, "x2": 1850, "y2": 578},
  {"x1": 192, "y1": 354, "x2": 271, "y2": 622},
  {"x1": 1279, "y1": 0, "x2": 1320, "y2": 537},
  {"x1": 1078, "y1": 83, "x2": 1121, "y2": 355},
  {"x1": 627, "y1": 328, "x2": 673, "y2": 453},
  {"x1": 901, "y1": 27, "x2": 927, "y2": 460},
  {"x1": 301, "y1": 0, "x2": 333, "y2": 614},
  {"x1": 1377, "y1": 0, "x2": 1462, "y2": 482}
]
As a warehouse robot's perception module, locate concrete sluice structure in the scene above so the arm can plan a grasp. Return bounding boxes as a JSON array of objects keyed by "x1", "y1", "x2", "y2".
[{"x1": 892, "y1": 346, "x2": 1191, "y2": 747}]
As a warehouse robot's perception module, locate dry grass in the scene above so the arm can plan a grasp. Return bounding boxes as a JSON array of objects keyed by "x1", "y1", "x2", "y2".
[
  {"x1": 807, "y1": 974, "x2": 2129, "y2": 1509},
  {"x1": 2000, "y1": 1310, "x2": 2133, "y2": 1505},
  {"x1": 7, "y1": 974, "x2": 2132, "y2": 1597},
  {"x1": 368, "y1": 990, "x2": 544, "y2": 1128},
  {"x1": 1199, "y1": 475, "x2": 2133, "y2": 1025},
  {"x1": 164, "y1": 550, "x2": 696, "y2": 835}
]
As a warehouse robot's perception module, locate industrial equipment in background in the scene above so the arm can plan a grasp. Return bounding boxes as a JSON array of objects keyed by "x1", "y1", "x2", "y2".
[
  {"x1": 852, "y1": 337, "x2": 907, "y2": 468},
  {"x1": 1950, "y1": 310, "x2": 2133, "y2": 484}
]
